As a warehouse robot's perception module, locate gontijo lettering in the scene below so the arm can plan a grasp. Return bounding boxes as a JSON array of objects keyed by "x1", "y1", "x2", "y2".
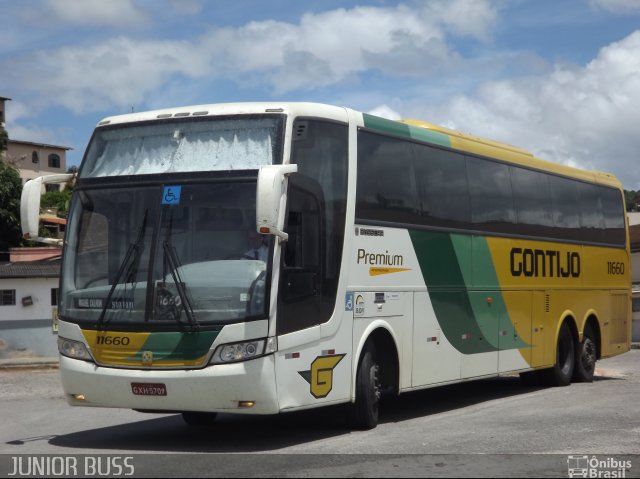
[{"x1": 510, "y1": 247, "x2": 580, "y2": 278}]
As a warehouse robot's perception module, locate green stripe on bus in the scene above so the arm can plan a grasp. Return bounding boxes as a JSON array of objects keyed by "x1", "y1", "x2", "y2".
[
  {"x1": 467, "y1": 237, "x2": 528, "y2": 350},
  {"x1": 409, "y1": 230, "x2": 497, "y2": 354},
  {"x1": 362, "y1": 114, "x2": 451, "y2": 147},
  {"x1": 129, "y1": 330, "x2": 220, "y2": 361},
  {"x1": 409, "y1": 230, "x2": 528, "y2": 354}
]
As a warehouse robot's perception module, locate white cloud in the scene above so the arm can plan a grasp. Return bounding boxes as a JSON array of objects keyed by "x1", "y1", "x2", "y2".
[
  {"x1": 415, "y1": 31, "x2": 640, "y2": 188},
  {"x1": 201, "y1": 0, "x2": 497, "y2": 91},
  {"x1": 7, "y1": 37, "x2": 208, "y2": 113},
  {"x1": 2, "y1": 0, "x2": 499, "y2": 113},
  {"x1": 590, "y1": 0, "x2": 640, "y2": 14},
  {"x1": 368, "y1": 105, "x2": 402, "y2": 120},
  {"x1": 40, "y1": 0, "x2": 149, "y2": 27}
]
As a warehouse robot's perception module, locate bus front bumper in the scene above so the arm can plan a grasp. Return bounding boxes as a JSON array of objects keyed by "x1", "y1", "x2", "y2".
[{"x1": 59, "y1": 354, "x2": 280, "y2": 415}]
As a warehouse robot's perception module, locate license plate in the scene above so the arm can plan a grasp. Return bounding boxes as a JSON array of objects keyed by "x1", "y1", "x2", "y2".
[{"x1": 131, "y1": 383, "x2": 167, "y2": 396}]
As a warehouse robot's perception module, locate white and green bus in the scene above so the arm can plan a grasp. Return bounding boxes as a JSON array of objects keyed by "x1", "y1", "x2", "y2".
[{"x1": 21, "y1": 102, "x2": 631, "y2": 429}]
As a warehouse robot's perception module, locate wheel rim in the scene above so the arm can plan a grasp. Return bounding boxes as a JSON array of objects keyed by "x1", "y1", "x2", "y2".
[
  {"x1": 558, "y1": 329, "x2": 573, "y2": 375},
  {"x1": 580, "y1": 338, "x2": 596, "y2": 373},
  {"x1": 370, "y1": 364, "x2": 381, "y2": 416}
]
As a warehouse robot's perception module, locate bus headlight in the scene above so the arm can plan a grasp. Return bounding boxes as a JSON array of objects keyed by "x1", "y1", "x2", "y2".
[
  {"x1": 211, "y1": 337, "x2": 277, "y2": 364},
  {"x1": 58, "y1": 337, "x2": 93, "y2": 362}
]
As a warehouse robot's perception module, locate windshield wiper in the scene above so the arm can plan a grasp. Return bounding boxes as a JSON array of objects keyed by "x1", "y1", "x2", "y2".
[
  {"x1": 161, "y1": 209, "x2": 200, "y2": 331},
  {"x1": 97, "y1": 209, "x2": 148, "y2": 330}
]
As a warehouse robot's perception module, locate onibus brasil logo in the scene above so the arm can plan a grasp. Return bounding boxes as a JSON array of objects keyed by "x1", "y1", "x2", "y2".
[{"x1": 567, "y1": 455, "x2": 632, "y2": 478}]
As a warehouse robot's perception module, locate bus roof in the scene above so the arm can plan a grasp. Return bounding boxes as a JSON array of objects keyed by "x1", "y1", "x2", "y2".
[
  {"x1": 399, "y1": 118, "x2": 621, "y2": 189},
  {"x1": 94, "y1": 102, "x2": 349, "y2": 127},
  {"x1": 94, "y1": 101, "x2": 622, "y2": 190}
]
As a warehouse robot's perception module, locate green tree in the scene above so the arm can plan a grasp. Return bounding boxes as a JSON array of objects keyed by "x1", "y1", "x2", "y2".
[
  {"x1": 0, "y1": 125, "x2": 7, "y2": 153},
  {"x1": 624, "y1": 189, "x2": 639, "y2": 212},
  {"x1": 0, "y1": 161, "x2": 23, "y2": 259},
  {"x1": 40, "y1": 165, "x2": 77, "y2": 217}
]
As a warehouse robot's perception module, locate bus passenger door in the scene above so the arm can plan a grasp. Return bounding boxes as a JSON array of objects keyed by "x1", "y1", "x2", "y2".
[{"x1": 274, "y1": 174, "x2": 351, "y2": 411}]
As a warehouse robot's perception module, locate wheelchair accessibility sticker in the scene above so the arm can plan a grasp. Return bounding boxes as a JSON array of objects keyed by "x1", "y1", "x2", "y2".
[
  {"x1": 345, "y1": 293, "x2": 354, "y2": 312},
  {"x1": 162, "y1": 186, "x2": 182, "y2": 205}
]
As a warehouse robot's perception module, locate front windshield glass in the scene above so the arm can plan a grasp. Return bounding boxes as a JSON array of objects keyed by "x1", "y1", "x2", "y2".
[
  {"x1": 81, "y1": 116, "x2": 282, "y2": 178},
  {"x1": 60, "y1": 181, "x2": 271, "y2": 328}
]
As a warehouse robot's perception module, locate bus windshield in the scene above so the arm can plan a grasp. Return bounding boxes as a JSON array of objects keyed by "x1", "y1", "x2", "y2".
[
  {"x1": 60, "y1": 114, "x2": 286, "y2": 328},
  {"x1": 60, "y1": 181, "x2": 272, "y2": 327}
]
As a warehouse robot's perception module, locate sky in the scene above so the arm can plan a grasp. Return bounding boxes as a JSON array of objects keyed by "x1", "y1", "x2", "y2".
[{"x1": 1, "y1": 0, "x2": 640, "y2": 188}]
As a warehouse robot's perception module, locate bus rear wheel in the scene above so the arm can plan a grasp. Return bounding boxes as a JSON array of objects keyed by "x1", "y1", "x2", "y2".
[
  {"x1": 543, "y1": 322, "x2": 575, "y2": 387},
  {"x1": 181, "y1": 412, "x2": 217, "y2": 427},
  {"x1": 573, "y1": 324, "x2": 597, "y2": 383},
  {"x1": 350, "y1": 343, "x2": 381, "y2": 430}
]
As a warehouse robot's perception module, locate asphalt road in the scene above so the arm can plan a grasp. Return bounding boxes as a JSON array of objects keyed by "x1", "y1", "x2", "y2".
[{"x1": 0, "y1": 351, "x2": 639, "y2": 477}]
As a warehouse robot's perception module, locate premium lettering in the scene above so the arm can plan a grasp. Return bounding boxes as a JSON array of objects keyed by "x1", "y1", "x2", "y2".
[
  {"x1": 510, "y1": 248, "x2": 580, "y2": 278},
  {"x1": 357, "y1": 248, "x2": 403, "y2": 266}
]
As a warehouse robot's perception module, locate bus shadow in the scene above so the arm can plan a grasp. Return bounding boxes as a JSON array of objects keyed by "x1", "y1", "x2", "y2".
[
  {"x1": 49, "y1": 406, "x2": 351, "y2": 453},
  {"x1": 47, "y1": 374, "x2": 622, "y2": 453}
]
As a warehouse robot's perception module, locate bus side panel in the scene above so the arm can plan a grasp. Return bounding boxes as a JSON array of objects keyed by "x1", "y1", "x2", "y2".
[
  {"x1": 411, "y1": 291, "x2": 461, "y2": 386},
  {"x1": 274, "y1": 322, "x2": 354, "y2": 412}
]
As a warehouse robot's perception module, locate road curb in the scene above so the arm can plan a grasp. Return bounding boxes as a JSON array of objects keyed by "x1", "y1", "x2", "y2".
[{"x1": 0, "y1": 357, "x2": 59, "y2": 369}]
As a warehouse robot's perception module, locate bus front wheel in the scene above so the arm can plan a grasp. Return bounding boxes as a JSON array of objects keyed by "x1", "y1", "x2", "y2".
[{"x1": 350, "y1": 343, "x2": 381, "y2": 430}]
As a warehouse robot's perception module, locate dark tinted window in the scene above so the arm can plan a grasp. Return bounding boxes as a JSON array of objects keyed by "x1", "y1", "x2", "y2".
[
  {"x1": 414, "y1": 144, "x2": 470, "y2": 228},
  {"x1": 467, "y1": 156, "x2": 515, "y2": 230},
  {"x1": 356, "y1": 131, "x2": 420, "y2": 224},
  {"x1": 511, "y1": 167, "x2": 553, "y2": 226},
  {"x1": 279, "y1": 119, "x2": 348, "y2": 334},
  {"x1": 549, "y1": 175, "x2": 582, "y2": 240},
  {"x1": 600, "y1": 186, "x2": 626, "y2": 245},
  {"x1": 577, "y1": 182, "x2": 604, "y2": 229},
  {"x1": 355, "y1": 128, "x2": 625, "y2": 247}
]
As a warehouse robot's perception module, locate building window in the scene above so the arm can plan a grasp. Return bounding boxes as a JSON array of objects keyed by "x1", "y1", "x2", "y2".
[
  {"x1": 0, "y1": 290, "x2": 16, "y2": 306},
  {"x1": 48, "y1": 153, "x2": 61, "y2": 168},
  {"x1": 32, "y1": 151, "x2": 39, "y2": 164},
  {"x1": 51, "y1": 288, "x2": 59, "y2": 306},
  {"x1": 45, "y1": 184, "x2": 60, "y2": 193}
]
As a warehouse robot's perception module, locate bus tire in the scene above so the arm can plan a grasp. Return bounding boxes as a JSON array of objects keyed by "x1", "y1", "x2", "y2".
[
  {"x1": 350, "y1": 343, "x2": 381, "y2": 430},
  {"x1": 573, "y1": 323, "x2": 597, "y2": 383},
  {"x1": 181, "y1": 412, "x2": 217, "y2": 427},
  {"x1": 543, "y1": 322, "x2": 575, "y2": 387}
]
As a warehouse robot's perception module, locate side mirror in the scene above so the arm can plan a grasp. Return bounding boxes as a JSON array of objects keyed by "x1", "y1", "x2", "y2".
[
  {"x1": 21, "y1": 174, "x2": 74, "y2": 246},
  {"x1": 256, "y1": 164, "x2": 298, "y2": 241}
]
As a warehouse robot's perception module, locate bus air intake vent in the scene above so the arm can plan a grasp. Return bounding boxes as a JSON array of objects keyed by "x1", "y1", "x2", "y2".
[
  {"x1": 294, "y1": 121, "x2": 308, "y2": 141},
  {"x1": 545, "y1": 294, "x2": 551, "y2": 313}
]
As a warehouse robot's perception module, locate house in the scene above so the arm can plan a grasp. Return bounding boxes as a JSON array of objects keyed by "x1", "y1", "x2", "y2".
[
  {"x1": 0, "y1": 258, "x2": 60, "y2": 359},
  {"x1": 6, "y1": 139, "x2": 72, "y2": 190},
  {"x1": 0, "y1": 95, "x2": 72, "y2": 190}
]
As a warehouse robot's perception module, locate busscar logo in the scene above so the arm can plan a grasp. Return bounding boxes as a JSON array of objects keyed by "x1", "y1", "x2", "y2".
[{"x1": 298, "y1": 354, "x2": 346, "y2": 399}]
